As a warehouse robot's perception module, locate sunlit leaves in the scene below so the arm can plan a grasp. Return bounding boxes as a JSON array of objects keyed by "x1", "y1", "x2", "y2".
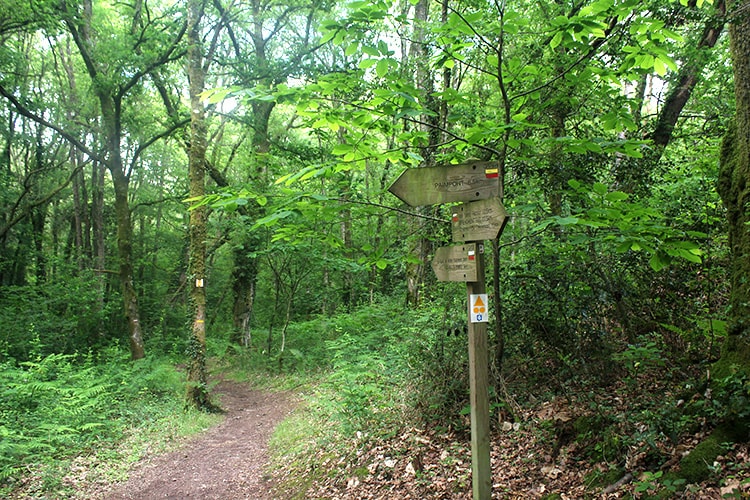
[
  {"x1": 534, "y1": 180, "x2": 706, "y2": 271},
  {"x1": 184, "y1": 188, "x2": 268, "y2": 213}
]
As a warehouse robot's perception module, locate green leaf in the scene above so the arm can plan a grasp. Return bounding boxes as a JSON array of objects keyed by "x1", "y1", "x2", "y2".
[
  {"x1": 605, "y1": 191, "x2": 629, "y2": 202},
  {"x1": 649, "y1": 252, "x2": 670, "y2": 272},
  {"x1": 677, "y1": 249, "x2": 702, "y2": 264},
  {"x1": 362, "y1": 45, "x2": 380, "y2": 57},
  {"x1": 332, "y1": 143, "x2": 353, "y2": 155},
  {"x1": 654, "y1": 58, "x2": 667, "y2": 76},
  {"x1": 615, "y1": 240, "x2": 632, "y2": 253},
  {"x1": 592, "y1": 182, "x2": 608, "y2": 196},
  {"x1": 344, "y1": 42, "x2": 359, "y2": 56},
  {"x1": 557, "y1": 216, "x2": 579, "y2": 225},
  {"x1": 253, "y1": 210, "x2": 296, "y2": 228},
  {"x1": 376, "y1": 58, "x2": 389, "y2": 77},
  {"x1": 550, "y1": 31, "x2": 563, "y2": 49}
]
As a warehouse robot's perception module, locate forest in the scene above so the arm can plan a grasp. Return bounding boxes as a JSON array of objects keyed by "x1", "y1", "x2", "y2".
[{"x1": 1, "y1": 0, "x2": 749, "y2": 497}]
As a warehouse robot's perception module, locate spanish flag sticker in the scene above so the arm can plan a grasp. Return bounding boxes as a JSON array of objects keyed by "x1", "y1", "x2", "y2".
[{"x1": 485, "y1": 167, "x2": 499, "y2": 179}]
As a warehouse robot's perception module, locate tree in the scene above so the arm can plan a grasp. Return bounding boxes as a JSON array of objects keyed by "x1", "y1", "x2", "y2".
[
  {"x1": 217, "y1": 0, "x2": 332, "y2": 343},
  {"x1": 185, "y1": 0, "x2": 212, "y2": 409},
  {"x1": 716, "y1": 0, "x2": 750, "y2": 399},
  {"x1": 59, "y1": 1, "x2": 187, "y2": 359}
]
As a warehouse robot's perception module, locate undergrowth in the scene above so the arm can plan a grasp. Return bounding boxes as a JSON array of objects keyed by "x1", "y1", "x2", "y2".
[
  {"x1": 233, "y1": 297, "x2": 748, "y2": 497},
  {"x1": 0, "y1": 347, "x2": 220, "y2": 498},
  {"x1": 215, "y1": 298, "x2": 477, "y2": 497}
]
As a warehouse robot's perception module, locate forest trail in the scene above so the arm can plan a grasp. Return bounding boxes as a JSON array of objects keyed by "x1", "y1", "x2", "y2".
[{"x1": 102, "y1": 380, "x2": 294, "y2": 500}]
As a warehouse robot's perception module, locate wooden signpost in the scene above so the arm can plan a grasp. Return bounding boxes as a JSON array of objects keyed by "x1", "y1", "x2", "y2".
[
  {"x1": 451, "y1": 197, "x2": 509, "y2": 243},
  {"x1": 389, "y1": 162, "x2": 507, "y2": 500},
  {"x1": 431, "y1": 243, "x2": 478, "y2": 282},
  {"x1": 388, "y1": 160, "x2": 500, "y2": 207}
]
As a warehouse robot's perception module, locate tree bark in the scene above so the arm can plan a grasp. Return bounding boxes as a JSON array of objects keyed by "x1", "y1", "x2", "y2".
[
  {"x1": 716, "y1": 0, "x2": 750, "y2": 384},
  {"x1": 63, "y1": 0, "x2": 146, "y2": 359},
  {"x1": 185, "y1": 0, "x2": 213, "y2": 410},
  {"x1": 691, "y1": 9, "x2": 750, "y2": 485},
  {"x1": 111, "y1": 157, "x2": 145, "y2": 360},
  {"x1": 91, "y1": 160, "x2": 106, "y2": 335},
  {"x1": 403, "y1": 0, "x2": 436, "y2": 308}
]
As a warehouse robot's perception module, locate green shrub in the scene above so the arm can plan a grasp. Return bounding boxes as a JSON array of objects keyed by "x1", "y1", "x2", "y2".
[{"x1": 0, "y1": 348, "x2": 193, "y2": 494}]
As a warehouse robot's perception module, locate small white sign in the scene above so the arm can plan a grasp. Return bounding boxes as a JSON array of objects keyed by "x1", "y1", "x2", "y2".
[{"x1": 469, "y1": 294, "x2": 489, "y2": 323}]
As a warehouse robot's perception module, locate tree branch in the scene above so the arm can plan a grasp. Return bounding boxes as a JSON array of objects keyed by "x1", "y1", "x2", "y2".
[
  {"x1": 0, "y1": 83, "x2": 102, "y2": 163},
  {"x1": 0, "y1": 153, "x2": 87, "y2": 239}
]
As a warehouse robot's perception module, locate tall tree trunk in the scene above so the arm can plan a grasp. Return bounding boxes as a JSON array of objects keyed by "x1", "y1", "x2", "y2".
[
  {"x1": 65, "y1": 0, "x2": 146, "y2": 360},
  {"x1": 111, "y1": 160, "x2": 145, "y2": 360},
  {"x1": 231, "y1": 250, "x2": 258, "y2": 346},
  {"x1": 91, "y1": 160, "x2": 106, "y2": 335},
  {"x1": 31, "y1": 128, "x2": 47, "y2": 283},
  {"x1": 185, "y1": 0, "x2": 213, "y2": 410},
  {"x1": 403, "y1": 0, "x2": 436, "y2": 307},
  {"x1": 716, "y1": 0, "x2": 750, "y2": 386},
  {"x1": 676, "y1": 7, "x2": 750, "y2": 481},
  {"x1": 71, "y1": 154, "x2": 85, "y2": 271},
  {"x1": 31, "y1": 205, "x2": 46, "y2": 284}
]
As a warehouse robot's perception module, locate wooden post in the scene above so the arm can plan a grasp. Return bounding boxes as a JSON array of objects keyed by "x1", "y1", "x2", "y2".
[
  {"x1": 467, "y1": 241, "x2": 491, "y2": 499},
  {"x1": 387, "y1": 167, "x2": 502, "y2": 500}
]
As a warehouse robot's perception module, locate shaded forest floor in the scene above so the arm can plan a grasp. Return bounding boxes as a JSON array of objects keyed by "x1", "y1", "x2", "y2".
[
  {"x1": 11, "y1": 368, "x2": 750, "y2": 499},
  {"x1": 9, "y1": 379, "x2": 295, "y2": 500},
  {"x1": 100, "y1": 380, "x2": 295, "y2": 500},
  {"x1": 296, "y1": 396, "x2": 750, "y2": 499}
]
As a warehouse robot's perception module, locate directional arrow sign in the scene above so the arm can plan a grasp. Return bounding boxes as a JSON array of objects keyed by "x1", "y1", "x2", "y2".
[
  {"x1": 451, "y1": 197, "x2": 509, "y2": 243},
  {"x1": 388, "y1": 161, "x2": 500, "y2": 207},
  {"x1": 431, "y1": 243, "x2": 478, "y2": 282}
]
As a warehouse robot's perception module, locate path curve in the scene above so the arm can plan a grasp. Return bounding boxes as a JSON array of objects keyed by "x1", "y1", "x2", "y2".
[{"x1": 104, "y1": 380, "x2": 293, "y2": 500}]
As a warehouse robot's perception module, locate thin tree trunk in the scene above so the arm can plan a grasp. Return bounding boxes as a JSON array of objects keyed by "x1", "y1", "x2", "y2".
[
  {"x1": 185, "y1": 0, "x2": 213, "y2": 410},
  {"x1": 92, "y1": 160, "x2": 106, "y2": 334},
  {"x1": 71, "y1": 153, "x2": 85, "y2": 271},
  {"x1": 31, "y1": 205, "x2": 46, "y2": 284},
  {"x1": 404, "y1": 0, "x2": 436, "y2": 307}
]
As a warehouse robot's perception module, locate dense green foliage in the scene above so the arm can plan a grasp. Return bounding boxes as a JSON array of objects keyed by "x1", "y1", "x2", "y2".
[
  {"x1": 0, "y1": 347, "x2": 219, "y2": 496},
  {"x1": 0, "y1": 0, "x2": 748, "y2": 495}
]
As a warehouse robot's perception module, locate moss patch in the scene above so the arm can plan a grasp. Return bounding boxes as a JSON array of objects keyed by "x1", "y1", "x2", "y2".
[{"x1": 679, "y1": 426, "x2": 734, "y2": 484}]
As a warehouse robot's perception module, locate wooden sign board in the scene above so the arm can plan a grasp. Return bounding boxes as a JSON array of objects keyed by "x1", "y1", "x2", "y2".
[
  {"x1": 388, "y1": 161, "x2": 500, "y2": 207},
  {"x1": 431, "y1": 243, "x2": 478, "y2": 282},
  {"x1": 451, "y1": 197, "x2": 509, "y2": 243}
]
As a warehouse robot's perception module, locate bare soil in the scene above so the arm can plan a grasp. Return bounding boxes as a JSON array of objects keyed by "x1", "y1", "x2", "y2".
[{"x1": 102, "y1": 380, "x2": 294, "y2": 500}]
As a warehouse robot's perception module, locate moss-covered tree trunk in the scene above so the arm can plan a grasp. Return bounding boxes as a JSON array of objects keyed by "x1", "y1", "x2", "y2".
[
  {"x1": 65, "y1": 0, "x2": 147, "y2": 360},
  {"x1": 186, "y1": 0, "x2": 212, "y2": 410},
  {"x1": 716, "y1": 1, "x2": 750, "y2": 383},
  {"x1": 682, "y1": 2, "x2": 750, "y2": 484}
]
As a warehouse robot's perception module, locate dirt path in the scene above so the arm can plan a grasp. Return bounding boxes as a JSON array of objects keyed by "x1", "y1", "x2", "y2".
[{"x1": 103, "y1": 380, "x2": 294, "y2": 500}]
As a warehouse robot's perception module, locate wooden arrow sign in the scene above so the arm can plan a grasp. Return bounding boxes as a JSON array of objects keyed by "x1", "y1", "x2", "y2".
[
  {"x1": 388, "y1": 161, "x2": 500, "y2": 207},
  {"x1": 431, "y1": 243, "x2": 478, "y2": 282},
  {"x1": 451, "y1": 197, "x2": 509, "y2": 243}
]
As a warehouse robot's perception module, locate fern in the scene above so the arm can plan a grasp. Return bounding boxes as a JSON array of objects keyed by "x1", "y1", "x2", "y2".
[{"x1": 0, "y1": 349, "x2": 188, "y2": 493}]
